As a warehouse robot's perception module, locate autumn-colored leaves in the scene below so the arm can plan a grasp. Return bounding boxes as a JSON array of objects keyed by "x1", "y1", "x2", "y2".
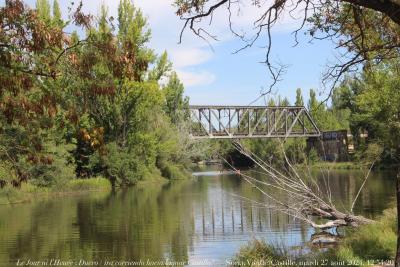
[{"x1": 79, "y1": 128, "x2": 105, "y2": 151}]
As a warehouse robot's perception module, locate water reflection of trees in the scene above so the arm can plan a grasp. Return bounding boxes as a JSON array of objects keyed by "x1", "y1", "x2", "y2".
[
  {"x1": 0, "y1": 184, "x2": 197, "y2": 264},
  {"x1": 309, "y1": 170, "x2": 396, "y2": 218},
  {"x1": 0, "y1": 170, "x2": 395, "y2": 265},
  {"x1": 193, "y1": 174, "x2": 304, "y2": 239},
  {"x1": 192, "y1": 170, "x2": 395, "y2": 244}
]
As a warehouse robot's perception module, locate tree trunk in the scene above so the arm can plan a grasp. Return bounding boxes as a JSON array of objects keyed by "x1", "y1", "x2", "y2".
[
  {"x1": 396, "y1": 170, "x2": 400, "y2": 267},
  {"x1": 345, "y1": 0, "x2": 400, "y2": 25}
]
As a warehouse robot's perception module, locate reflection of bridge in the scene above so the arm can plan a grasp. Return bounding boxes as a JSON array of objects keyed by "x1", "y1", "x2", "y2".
[{"x1": 189, "y1": 106, "x2": 321, "y2": 139}]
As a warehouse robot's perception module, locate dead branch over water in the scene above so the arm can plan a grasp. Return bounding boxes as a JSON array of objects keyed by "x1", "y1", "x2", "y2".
[{"x1": 226, "y1": 140, "x2": 374, "y2": 231}]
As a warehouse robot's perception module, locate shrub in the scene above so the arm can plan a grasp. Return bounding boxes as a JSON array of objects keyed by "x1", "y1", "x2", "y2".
[
  {"x1": 64, "y1": 177, "x2": 111, "y2": 191},
  {"x1": 0, "y1": 161, "x2": 15, "y2": 183},
  {"x1": 26, "y1": 143, "x2": 76, "y2": 188},
  {"x1": 322, "y1": 207, "x2": 397, "y2": 266},
  {"x1": 159, "y1": 164, "x2": 188, "y2": 180},
  {"x1": 355, "y1": 142, "x2": 383, "y2": 166},
  {"x1": 92, "y1": 142, "x2": 149, "y2": 186},
  {"x1": 285, "y1": 139, "x2": 306, "y2": 164},
  {"x1": 232, "y1": 240, "x2": 289, "y2": 267},
  {"x1": 0, "y1": 182, "x2": 42, "y2": 205},
  {"x1": 307, "y1": 147, "x2": 320, "y2": 163},
  {"x1": 338, "y1": 207, "x2": 396, "y2": 261}
]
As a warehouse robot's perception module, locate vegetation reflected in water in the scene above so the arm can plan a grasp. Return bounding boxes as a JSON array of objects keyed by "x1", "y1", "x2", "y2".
[{"x1": 0, "y1": 168, "x2": 395, "y2": 266}]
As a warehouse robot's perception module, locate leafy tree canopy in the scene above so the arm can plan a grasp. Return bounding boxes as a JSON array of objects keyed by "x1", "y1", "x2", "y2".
[{"x1": 0, "y1": 0, "x2": 192, "y2": 187}]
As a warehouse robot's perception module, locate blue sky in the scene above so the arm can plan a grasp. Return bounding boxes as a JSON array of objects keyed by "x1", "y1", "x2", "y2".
[{"x1": 3, "y1": 0, "x2": 338, "y2": 106}]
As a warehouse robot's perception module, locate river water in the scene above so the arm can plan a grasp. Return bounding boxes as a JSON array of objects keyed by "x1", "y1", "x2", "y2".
[{"x1": 0, "y1": 167, "x2": 396, "y2": 266}]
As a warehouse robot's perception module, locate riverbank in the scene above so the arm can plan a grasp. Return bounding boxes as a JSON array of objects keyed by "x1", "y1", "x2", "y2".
[
  {"x1": 300, "y1": 161, "x2": 360, "y2": 170},
  {"x1": 0, "y1": 177, "x2": 112, "y2": 205},
  {"x1": 300, "y1": 161, "x2": 399, "y2": 171},
  {"x1": 0, "y1": 164, "x2": 194, "y2": 205},
  {"x1": 232, "y1": 206, "x2": 396, "y2": 266}
]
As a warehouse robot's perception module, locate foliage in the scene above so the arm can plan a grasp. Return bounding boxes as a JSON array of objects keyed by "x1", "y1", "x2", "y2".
[
  {"x1": 285, "y1": 139, "x2": 306, "y2": 164},
  {"x1": 308, "y1": 89, "x2": 349, "y2": 131},
  {"x1": 307, "y1": 147, "x2": 320, "y2": 163},
  {"x1": 159, "y1": 164, "x2": 189, "y2": 180},
  {"x1": 163, "y1": 71, "x2": 190, "y2": 125},
  {"x1": 0, "y1": 183, "x2": 38, "y2": 205},
  {"x1": 0, "y1": 0, "x2": 192, "y2": 189},
  {"x1": 325, "y1": 207, "x2": 397, "y2": 264},
  {"x1": 305, "y1": 161, "x2": 357, "y2": 170},
  {"x1": 235, "y1": 89, "x2": 347, "y2": 166},
  {"x1": 63, "y1": 177, "x2": 111, "y2": 192},
  {"x1": 308, "y1": 2, "x2": 400, "y2": 72},
  {"x1": 295, "y1": 88, "x2": 304, "y2": 106},
  {"x1": 25, "y1": 141, "x2": 76, "y2": 188},
  {"x1": 232, "y1": 240, "x2": 290, "y2": 267},
  {"x1": 174, "y1": 0, "x2": 400, "y2": 98},
  {"x1": 336, "y1": 61, "x2": 400, "y2": 165},
  {"x1": 354, "y1": 142, "x2": 383, "y2": 166},
  {"x1": 0, "y1": 177, "x2": 111, "y2": 205},
  {"x1": 243, "y1": 139, "x2": 285, "y2": 166},
  {"x1": 91, "y1": 142, "x2": 150, "y2": 186},
  {"x1": 232, "y1": 206, "x2": 396, "y2": 266}
]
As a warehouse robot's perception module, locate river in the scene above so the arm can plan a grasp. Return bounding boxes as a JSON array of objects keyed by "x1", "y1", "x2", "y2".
[{"x1": 0, "y1": 167, "x2": 396, "y2": 266}]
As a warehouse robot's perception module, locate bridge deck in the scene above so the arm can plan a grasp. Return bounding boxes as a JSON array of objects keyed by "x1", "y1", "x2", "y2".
[{"x1": 189, "y1": 105, "x2": 321, "y2": 139}]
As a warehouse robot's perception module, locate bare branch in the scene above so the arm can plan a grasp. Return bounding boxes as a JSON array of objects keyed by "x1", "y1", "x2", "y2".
[
  {"x1": 221, "y1": 139, "x2": 375, "y2": 230},
  {"x1": 176, "y1": 0, "x2": 400, "y2": 103}
]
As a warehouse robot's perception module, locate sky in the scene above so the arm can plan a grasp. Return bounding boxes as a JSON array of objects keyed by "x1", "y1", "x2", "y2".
[{"x1": 4, "y1": 0, "x2": 339, "y2": 106}]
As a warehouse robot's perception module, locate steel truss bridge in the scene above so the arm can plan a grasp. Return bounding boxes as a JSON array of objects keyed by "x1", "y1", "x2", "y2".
[{"x1": 189, "y1": 105, "x2": 321, "y2": 139}]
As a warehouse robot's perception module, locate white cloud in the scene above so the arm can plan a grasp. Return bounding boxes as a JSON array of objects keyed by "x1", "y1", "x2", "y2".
[
  {"x1": 176, "y1": 70, "x2": 216, "y2": 87},
  {"x1": 170, "y1": 48, "x2": 213, "y2": 68},
  {"x1": 135, "y1": 0, "x2": 172, "y2": 20},
  {"x1": 134, "y1": 0, "x2": 218, "y2": 88}
]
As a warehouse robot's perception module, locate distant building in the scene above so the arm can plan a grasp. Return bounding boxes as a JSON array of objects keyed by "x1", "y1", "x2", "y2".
[{"x1": 306, "y1": 130, "x2": 354, "y2": 162}]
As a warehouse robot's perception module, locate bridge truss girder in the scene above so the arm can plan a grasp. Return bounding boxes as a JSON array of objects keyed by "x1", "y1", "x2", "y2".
[{"x1": 189, "y1": 106, "x2": 321, "y2": 139}]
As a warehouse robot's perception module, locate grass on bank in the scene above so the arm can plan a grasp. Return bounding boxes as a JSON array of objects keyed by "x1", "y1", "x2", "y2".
[
  {"x1": 0, "y1": 177, "x2": 111, "y2": 205},
  {"x1": 0, "y1": 163, "x2": 192, "y2": 205},
  {"x1": 60, "y1": 177, "x2": 112, "y2": 192},
  {"x1": 325, "y1": 207, "x2": 396, "y2": 266},
  {"x1": 300, "y1": 160, "x2": 399, "y2": 171},
  {"x1": 232, "y1": 207, "x2": 397, "y2": 267},
  {"x1": 299, "y1": 161, "x2": 359, "y2": 170},
  {"x1": 231, "y1": 240, "x2": 291, "y2": 267}
]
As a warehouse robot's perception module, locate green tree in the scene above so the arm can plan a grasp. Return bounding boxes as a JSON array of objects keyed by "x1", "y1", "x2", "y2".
[
  {"x1": 308, "y1": 89, "x2": 325, "y2": 129},
  {"x1": 163, "y1": 72, "x2": 189, "y2": 124},
  {"x1": 340, "y1": 63, "x2": 400, "y2": 164},
  {"x1": 334, "y1": 62, "x2": 400, "y2": 261},
  {"x1": 148, "y1": 51, "x2": 172, "y2": 82},
  {"x1": 52, "y1": 0, "x2": 62, "y2": 27},
  {"x1": 0, "y1": 0, "x2": 192, "y2": 188},
  {"x1": 295, "y1": 88, "x2": 304, "y2": 106},
  {"x1": 279, "y1": 97, "x2": 290, "y2": 106},
  {"x1": 0, "y1": 0, "x2": 88, "y2": 187},
  {"x1": 36, "y1": 0, "x2": 51, "y2": 21},
  {"x1": 267, "y1": 98, "x2": 276, "y2": 107},
  {"x1": 117, "y1": 0, "x2": 153, "y2": 81},
  {"x1": 58, "y1": 1, "x2": 191, "y2": 183}
]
